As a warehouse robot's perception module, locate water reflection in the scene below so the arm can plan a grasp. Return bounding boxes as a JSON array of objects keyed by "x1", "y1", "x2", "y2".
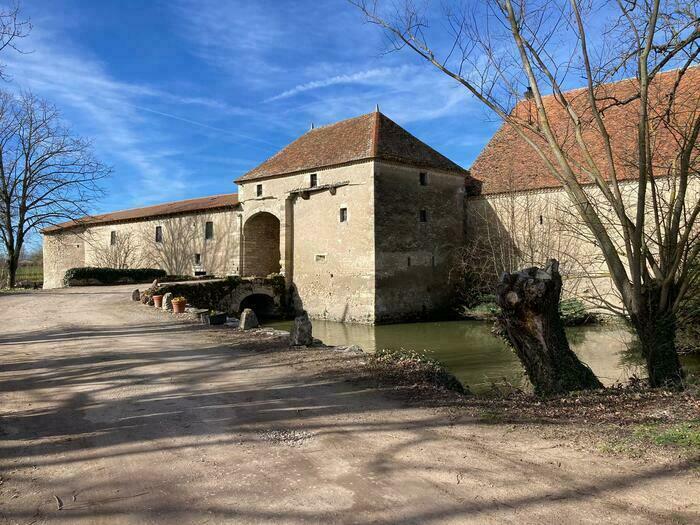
[{"x1": 264, "y1": 319, "x2": 700, "y2": 393}]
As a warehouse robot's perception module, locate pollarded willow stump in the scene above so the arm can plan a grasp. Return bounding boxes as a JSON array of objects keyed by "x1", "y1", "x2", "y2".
[{"x1": 496, "y1": 259, "x2": 602, "y2": 396}]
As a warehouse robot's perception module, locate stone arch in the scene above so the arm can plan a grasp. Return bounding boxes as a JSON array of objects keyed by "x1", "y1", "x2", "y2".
[
  {"x1": 238, "y1": 292, "x2": 278, "y2": 318},
  {"x1": 242, "y1": 212, "x2": 281, "y2": 277}
]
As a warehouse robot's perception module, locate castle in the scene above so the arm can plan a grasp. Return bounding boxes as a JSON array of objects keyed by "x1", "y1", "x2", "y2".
[{"x1": 43, "y1": 69, "x2": 700, "y2": 323}]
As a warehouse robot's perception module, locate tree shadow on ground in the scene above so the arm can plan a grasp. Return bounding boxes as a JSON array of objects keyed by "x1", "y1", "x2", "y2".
[{"x1": 1, "y1": 320, "x2": 698, "y2": 524}]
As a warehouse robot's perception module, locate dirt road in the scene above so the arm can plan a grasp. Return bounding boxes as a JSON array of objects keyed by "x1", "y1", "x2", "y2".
[{"x1": 0, "y1": 286, "x2": 698, "y2": 524}]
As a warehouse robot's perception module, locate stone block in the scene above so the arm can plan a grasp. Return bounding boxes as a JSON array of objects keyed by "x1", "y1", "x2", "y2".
[
  {"x1": 239, "y1": 308, "x2": 259, "y2": 330},
  {"x1": 289, "y1": 311, "x2": 313, "y2": 346},
  {"x1": 162, "y1": 292, "x2": 173, "y2": 310}
]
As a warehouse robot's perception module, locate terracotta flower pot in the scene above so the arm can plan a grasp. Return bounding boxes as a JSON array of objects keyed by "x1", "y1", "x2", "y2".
[
  {"x1": 152, "y1": 295, "x2": 163, "y2": 308},
  {"x1": 172, "y1": 300, "x2": 186, "y2": 314}
]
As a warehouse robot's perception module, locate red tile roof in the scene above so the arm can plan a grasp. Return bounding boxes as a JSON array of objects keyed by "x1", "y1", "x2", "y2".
[
  {"x1": 470, "y1": 67, "x2": 700, "y2": 195},
  {"x1": 237, "y1": 111, "x2": 469, "y2": 182},
  {"x1": 43, "y1": 193, "x2": 240, "y2": 233}
]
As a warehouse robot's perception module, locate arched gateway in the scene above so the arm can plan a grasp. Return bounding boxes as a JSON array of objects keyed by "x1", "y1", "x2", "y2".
[{"x1": 241, "y1": 212, "x2": 281, "y2": 277}]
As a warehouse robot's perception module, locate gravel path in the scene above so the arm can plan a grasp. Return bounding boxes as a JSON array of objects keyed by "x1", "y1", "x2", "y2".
[{"x1": 0, "y1": 285, "x2": 698, "y2": 524}]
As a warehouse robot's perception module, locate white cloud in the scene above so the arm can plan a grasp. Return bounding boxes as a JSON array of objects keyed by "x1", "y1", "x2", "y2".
[{"x1": 266, "y1": 67, "x2": 406, "y2": 102}]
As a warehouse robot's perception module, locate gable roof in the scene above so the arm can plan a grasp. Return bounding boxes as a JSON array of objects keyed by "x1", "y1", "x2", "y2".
[
  {"x1": 43, "y1": 193, "x2": 240, "y2": 234},
  {"x1": 470, "y1": 67, "x2": 700, "y2": 195},
  {"x1": 237, "y1": 111, "x2": 468, "y2": 182}
]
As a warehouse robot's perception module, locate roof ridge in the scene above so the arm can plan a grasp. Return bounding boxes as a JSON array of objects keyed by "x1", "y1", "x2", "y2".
[
  {"x1": 370, "y1": 111, "x2": 380, "y2": 157},
  {"x1": 88, "y1": 192, "x2": 239, "y2": 217}
]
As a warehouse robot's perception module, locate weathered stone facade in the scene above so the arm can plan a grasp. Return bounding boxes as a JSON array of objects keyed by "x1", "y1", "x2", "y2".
[{"x1": 42, "y1": 112, "x2": 470, "y2": 323}]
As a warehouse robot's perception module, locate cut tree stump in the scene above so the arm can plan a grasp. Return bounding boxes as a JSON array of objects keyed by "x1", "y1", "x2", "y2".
[{"x1": 496, "y1": 259, "x2": 603, "y2": 397}]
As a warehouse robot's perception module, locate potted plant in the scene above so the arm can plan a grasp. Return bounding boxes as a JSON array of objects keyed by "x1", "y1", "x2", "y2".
[
  {"x1": 152, "y1": 294, "x2": 164, "y2": 308},
  {"x1": 172, "y1": 296, "x2": 187, "y2": 314}
]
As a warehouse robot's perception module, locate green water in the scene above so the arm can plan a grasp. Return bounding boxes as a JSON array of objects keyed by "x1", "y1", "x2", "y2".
[{"x1": 264, "y1": 319, "x2": 700, "y2": 392}]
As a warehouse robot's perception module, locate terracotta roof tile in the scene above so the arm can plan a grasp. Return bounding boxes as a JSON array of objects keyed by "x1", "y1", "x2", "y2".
[
  {"x1": 237, "y1": 111, "x2": 468, "y2": 182},
  {"x1": 43, "y1": 193, "x2": 239, "y2": 233},
  {"x1": 470, "y1": 67, "x2": 700, "y2": 195}
]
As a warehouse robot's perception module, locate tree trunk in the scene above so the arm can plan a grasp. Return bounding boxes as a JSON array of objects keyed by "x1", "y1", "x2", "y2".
[
  {"x1": 7, "y1": 252, "x2": 17, "y2": 288},
  {"x1": 496, "y1": 259, "x2": 603, "y2": 397},
  {"x1": 631, "y1": 290, "x2": 684, "y2": 388}
]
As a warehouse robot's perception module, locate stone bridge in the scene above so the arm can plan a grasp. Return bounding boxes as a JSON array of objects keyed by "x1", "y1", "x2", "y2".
[{"x1": 152, "y1": 275, "x2": 287, "y2": 317}]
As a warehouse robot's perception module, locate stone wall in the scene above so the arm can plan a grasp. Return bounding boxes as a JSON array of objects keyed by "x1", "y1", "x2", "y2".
[
  {"x1": 42, "y1": 208, "x2": 240, "y2": 289},
  {"x1": 374, "y1": 162, "x2": 466, "y2": 322},
  {"x1": 43, "y1": 230, "x2": 87, "y2": 289},
  {"x1": 465, "y1": 176, "x2": 700, "y2": 310}
]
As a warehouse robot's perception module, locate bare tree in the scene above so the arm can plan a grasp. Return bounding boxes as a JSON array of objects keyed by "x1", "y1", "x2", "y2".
[
  {"x1": 0, "y1": 91, "x2": 109, "y2": 287},
  {"x1": 89, "y1": 230, "x2": 142, "y2": 269},
  {"x1": 0, "y1": 2, "x2": 30, "y2": 80},
  {"x1": 353, "y1": 0, "x2": 700, "y2": 387}
]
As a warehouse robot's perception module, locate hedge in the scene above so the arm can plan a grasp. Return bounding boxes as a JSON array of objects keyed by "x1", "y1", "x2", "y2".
[{"x1": 64, "y1": 267, "x2": 167, "y2": 286}]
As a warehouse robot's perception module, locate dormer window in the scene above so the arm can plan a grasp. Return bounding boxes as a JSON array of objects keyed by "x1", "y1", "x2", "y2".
[{"x1": 310, "y1": 173, "x2": 318, "y2": 187}]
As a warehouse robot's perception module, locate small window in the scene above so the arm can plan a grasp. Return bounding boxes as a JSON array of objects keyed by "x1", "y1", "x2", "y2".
[
  {"x1": 310, "y1": 173, "x2": 318, "y2": 187},
  {"x1": 419, "y1": 172, "x2": 428, "y2": 186},
  {"x1": 419, "y1": 209, "x2": 428, "y2": 223},
  {"x1": 539, "y1": 215, "x2": 543, "y2": 225},
  {"x1": 194, "y1": 253, "x2": 201, "y2": 265},
  {"x1": 315, "y1": 254, "x2": 326, "y2": 263},
  {"x1": 407, "y1": 256, "x2": 411, "y2": 267},
  {"x1": 110, "y1": 231, "x2": 116, "y2": 246},
  {"x1": 205, "y1": 221, "x2": 214, "y2": 240},
  {"x1": 155, "y1": 226, "x2": 163, "y2": 243},
  {"x1": 256, "y1": 184, "x2": 263, "y2": 197},
  {"x1": 339, "y1": 207, "x2": 348, "y2": 223}
]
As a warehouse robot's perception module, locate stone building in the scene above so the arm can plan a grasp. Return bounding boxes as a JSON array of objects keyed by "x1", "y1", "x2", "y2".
[
  {"x1": 466, "y1": 67, "x2": 700, "y2": 308},
  {"x1": 43, "y1": 111, "x2": 473, "y2": 323},
  {"x1": 43, "y1": 68, "x2": 699, "y2": 320}
]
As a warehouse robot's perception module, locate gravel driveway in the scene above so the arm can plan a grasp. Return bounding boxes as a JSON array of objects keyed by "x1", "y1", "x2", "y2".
[{"x1": 0, "y1": 285, "x2": 698, "y2": 524}]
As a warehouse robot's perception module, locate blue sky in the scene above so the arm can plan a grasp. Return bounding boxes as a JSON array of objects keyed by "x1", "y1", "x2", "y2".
[{"x1": 9, "y1": 0, "x2": 498, "y2": 216}]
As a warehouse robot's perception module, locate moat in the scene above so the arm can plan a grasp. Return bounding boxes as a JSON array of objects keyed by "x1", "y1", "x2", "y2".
[{"x1": 265, "y1": 319, "x2": 700, "y2": 393}]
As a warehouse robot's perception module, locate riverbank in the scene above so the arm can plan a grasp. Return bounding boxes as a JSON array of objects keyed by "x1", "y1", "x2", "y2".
[{"x1": 321, "y1": 343, "x2": 700, "y2": 463}]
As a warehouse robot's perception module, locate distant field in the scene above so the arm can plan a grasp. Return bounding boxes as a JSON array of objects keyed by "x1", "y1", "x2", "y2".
[{"x1": 15, "y1": 265, "x2": 43, "y2": 284}]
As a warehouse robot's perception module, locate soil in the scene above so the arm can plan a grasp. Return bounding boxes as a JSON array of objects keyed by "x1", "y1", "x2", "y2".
[{"x1": 1, "y1": 285, "x2": 699, "y2": 524}]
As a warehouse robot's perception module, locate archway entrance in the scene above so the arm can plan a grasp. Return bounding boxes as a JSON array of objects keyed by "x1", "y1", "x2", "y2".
[
  {"x1": 242, "y1": 212, "x2": 281, "y2": 277},
  {"x1": 239, "y1": 293, "x2": 278, "y2": 319}
]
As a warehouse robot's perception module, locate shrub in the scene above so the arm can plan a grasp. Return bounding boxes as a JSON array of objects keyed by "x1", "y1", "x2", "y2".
[
  {"x1": 63, "y1": 267, "x2": 166, "y2": 286},
  {"x1": 559, "y1": 298, "x2": 596, "y2": 326},
  {"x1": 370, "y1": 347, "x2": 469, "y2": 394}
]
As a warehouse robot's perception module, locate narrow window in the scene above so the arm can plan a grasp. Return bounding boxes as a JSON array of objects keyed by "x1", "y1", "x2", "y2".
[
  {"x1": 110, "y1": 231, "x2": 116, "y2": 246},
  {"x1": 205, "y1": 221, "x2": 214, "y2": 240},
  {"x1": 339, "y1": 207, "x2": 348, "y2": 223},
  {"x1": 194, "y1": 253, "x2": 201, "y2": 265},
  {"x1": 419, "y1": 172, "x2": 428, "y2": 186},
  {"x1": 310, "y1": 173, "x2": 318, "y2": 187},
  {"x1": 431, "y1": 255, "x2": 435, "y2": 267},
  {"x1": 419, "y1": 209, "x2": 428, "y2": 223},
  {"x1": 155, "y1": 226, "x2": 163, "y2": 243},
  {"x1": 539, "y1": 215, "x2": 543, "y2": 225},
  {"x1": 407, "y1": 256, "x2": 411, "y2": 267},
  {"x1": 256, "y1": 184, "x2": 263, "y2": 197}
]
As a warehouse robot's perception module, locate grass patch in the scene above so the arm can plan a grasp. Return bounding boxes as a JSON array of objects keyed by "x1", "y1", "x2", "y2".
[{"x1": 633, "y1": 420, "x2": 700, "y2": 449}]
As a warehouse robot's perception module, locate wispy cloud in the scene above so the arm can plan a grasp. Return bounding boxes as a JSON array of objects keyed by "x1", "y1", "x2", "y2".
[{"x1": 266, "y1": 67, "x2": 404, "y2": 102}]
